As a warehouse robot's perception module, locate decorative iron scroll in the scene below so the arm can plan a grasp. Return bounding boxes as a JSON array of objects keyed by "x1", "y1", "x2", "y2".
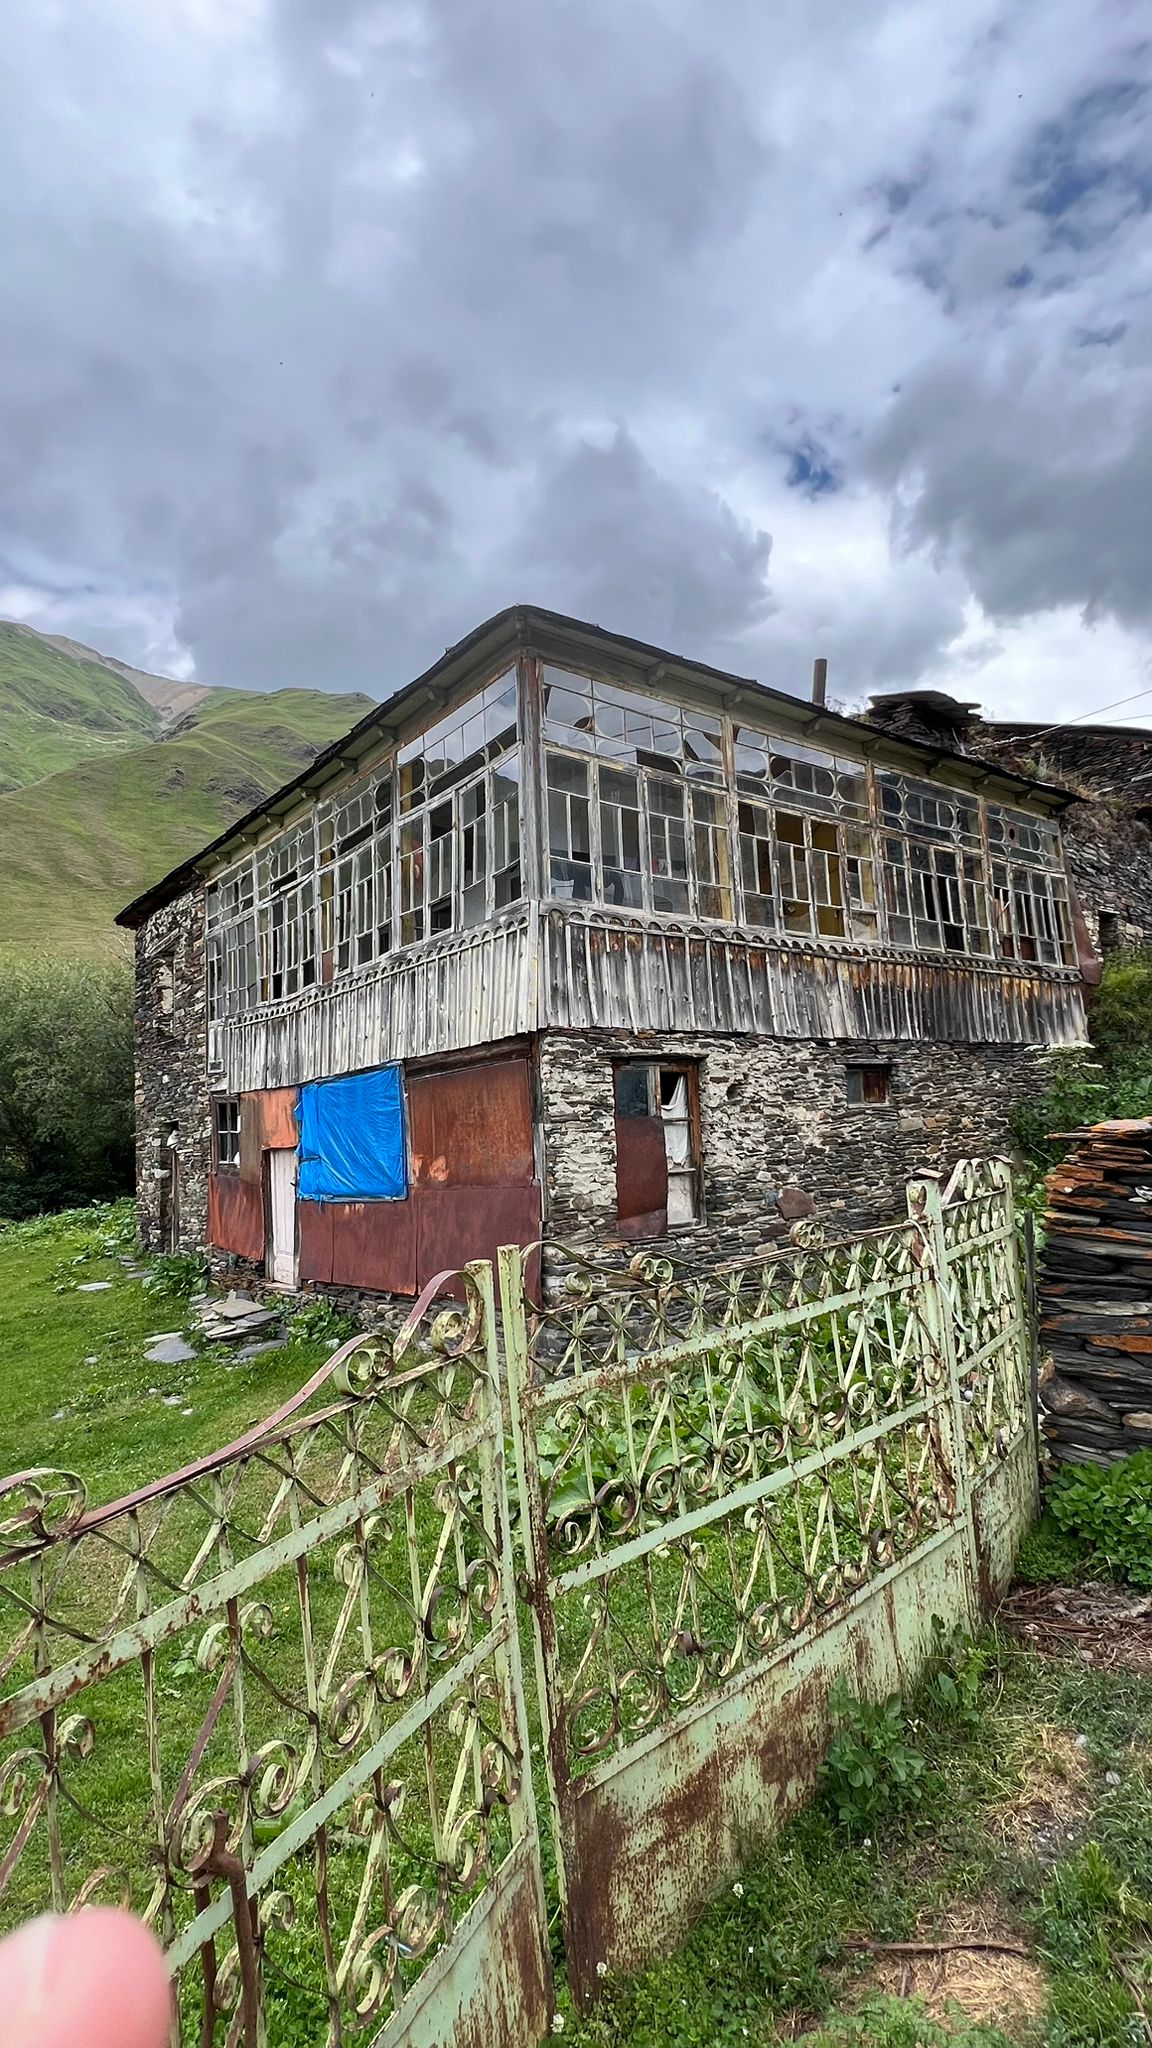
[
  {"x1": 505, "y1": 1217, "x2": 963, "y2": 1777},
  {"x1": 504, "y1": 1159, "x2": 1026, "y2": 1783},
  {"x1": 0, "y1": 1264, "x2": 536, "y2": 2047},
  {"x1": 936, "y1": 1155, "x2": 1031, "y2": 1473}
]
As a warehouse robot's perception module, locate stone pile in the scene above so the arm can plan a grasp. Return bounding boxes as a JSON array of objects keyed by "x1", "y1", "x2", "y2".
[
  {"x1": 1039, "y1": 1118, "x2": 1152, "y2": 1464},
  {"x1": 196, "y1": 1291, "x2": 284, "y2": 1344}
]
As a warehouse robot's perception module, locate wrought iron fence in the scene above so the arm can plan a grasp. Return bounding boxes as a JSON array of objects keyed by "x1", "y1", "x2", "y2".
[
  {"x1": 0, "y1": 1264, "x2": 551, "y2": 2048},
  {"x1": 502, "y1": 1156, "x2": 1036, "y2": 2002},
  {"x1": 1, "y1": 1161, "x2": 1035, "y2": 2041}
]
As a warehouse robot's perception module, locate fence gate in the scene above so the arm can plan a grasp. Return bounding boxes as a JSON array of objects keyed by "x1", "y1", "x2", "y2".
[
  {"x1": 0, "y1": 1264, "x2": 552, "y2": 2048},
  {"x1": 502, "y1": 1159, "x2": 1035, "y2": 2007}
]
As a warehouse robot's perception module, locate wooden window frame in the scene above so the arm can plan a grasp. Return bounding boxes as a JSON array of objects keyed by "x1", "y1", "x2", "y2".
[
  {"x1": 612, "y1": 1057, "x2": 704, "y2": 1236},
  {"x1": 213, "y1": 1097, "x2": 242, "y2": 1173},
  {"x1": 845, "y1": 1061, "x2": 892, "y2": 1109}
]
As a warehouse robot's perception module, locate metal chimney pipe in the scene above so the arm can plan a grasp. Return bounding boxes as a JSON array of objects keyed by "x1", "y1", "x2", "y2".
[{"x1": 811, "y1": 657, "x2": 828, "y2": 708}]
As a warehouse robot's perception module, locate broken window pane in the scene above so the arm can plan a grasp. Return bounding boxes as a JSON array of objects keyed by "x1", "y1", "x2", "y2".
[
  {"x1": 459, "y1": 779, "x2": 487, "y2": 927},
  {"x1": 491, "y1": 758, "x2": 522, "y2": 909},
  {"x1": 737, "y1": 799, "x2": 775, "y2": 927},
  {"x1": 599, "y1": 765, "x2": 644, "y2": 908},
  {"x1": 547, "y1": 750, "x2": 593, "y2": 899},
  {"x1": 400, "y1": 816, "x2": 425, "y2": 944},
  {"x1": 647, "y1": 778, "x2": 690, "y2": 913},
  {"x1": 692, "y1": 787, "x2": 734, "y2": 919}
]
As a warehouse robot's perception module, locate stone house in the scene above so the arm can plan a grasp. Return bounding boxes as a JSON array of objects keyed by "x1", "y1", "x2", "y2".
[{"x1": 119, "y1": 608, "x2": 1089, "y2": 1306}]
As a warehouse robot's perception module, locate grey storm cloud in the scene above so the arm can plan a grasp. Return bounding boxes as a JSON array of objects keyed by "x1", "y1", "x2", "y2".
[{"x1": 1, "y1": 0, "x2": 1151, "y2": 711}]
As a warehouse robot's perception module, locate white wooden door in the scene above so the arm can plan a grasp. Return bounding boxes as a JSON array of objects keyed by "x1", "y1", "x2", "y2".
[{"x1": 267, "y1": 1149, "x2": 298, "y2": 1287}]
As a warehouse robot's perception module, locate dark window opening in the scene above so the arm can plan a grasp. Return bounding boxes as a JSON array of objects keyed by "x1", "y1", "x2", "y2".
[
  {"x1": 613, "y1": 1062, "x2": 701, "y2": 1234},
  {"x1": 1098, "y1": 910, "x2": 1120, "y2": 952},
  {"x1": 846, "y1": 1063, "x2": 891, "y2": 1107},
  {"x1": 213, "y1": 1098, "x2": 241, "y2": 1171}
]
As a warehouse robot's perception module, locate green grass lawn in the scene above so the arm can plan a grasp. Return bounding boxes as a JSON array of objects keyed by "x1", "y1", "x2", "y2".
[{"x1": 0, "y1": 1201, "x2": 340, "y2": 1501}]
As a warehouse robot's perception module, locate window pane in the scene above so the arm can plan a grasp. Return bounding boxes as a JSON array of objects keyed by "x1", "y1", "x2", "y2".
[{"x1": 615, "y1": 1066, "x2": 654, "y2": 1117}]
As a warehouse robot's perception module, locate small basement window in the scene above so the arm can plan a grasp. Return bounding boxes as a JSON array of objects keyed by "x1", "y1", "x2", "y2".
[
  {"x1": 613, "y1": 1062, "x2": 701, "y2": 1235},
  {"x1": 213, "y1": 1098, "x2": 241, "y2": 1171},
  {"x1": 846, "y1": 1063, "x2": 891, "y2": 1107}
]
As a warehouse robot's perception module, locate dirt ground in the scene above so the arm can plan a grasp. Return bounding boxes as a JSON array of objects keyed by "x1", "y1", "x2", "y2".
[{"x1": 999, "y1": 1581, "x2": 1152, "y2": 1673}]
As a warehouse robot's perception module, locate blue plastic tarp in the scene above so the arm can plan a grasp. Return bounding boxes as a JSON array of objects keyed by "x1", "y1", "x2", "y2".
[{"x1": 297, "y1": 1066, "x2": 408, "y2": 1204}]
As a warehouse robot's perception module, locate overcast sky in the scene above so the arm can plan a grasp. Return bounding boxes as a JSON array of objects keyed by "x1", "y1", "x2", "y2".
[{"x1": 2, "y1": 0, "x2": 1151, "y2": 722}]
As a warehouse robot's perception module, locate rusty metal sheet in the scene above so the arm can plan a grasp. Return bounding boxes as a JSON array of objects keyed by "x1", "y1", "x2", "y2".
[
  {"x1": 614, "y1": 1114, "x2": 667, "y2": 1239},
  {"x1": 297, "y1": 1199, "x2": 333, "y2": 1283},
  {"x1": 297, "y1": 1199, "x2": 418, "y2": 1294},
  {"x1": 557, "y1": 1545, "x2": 966, "y2": 1998},
  {"x1": 408, "y1": 1058, "x2": 535, "y2": 1188},
  {"x1": 373, "y1": 1838, "x2": 552, "y2": 2048},
  {"x1": 239, "y1": 1088, "x2": 299, "y2": 1183},
  {"x1": 417, "y1": 1185, "x2": 541, "y2": 1296},
  {"x1": 207, "y1": 1172, "x2": 264, "y2": 1261},
  {"x1": 331, "y1": 1199, "x2": 418, "y2": 1295}
]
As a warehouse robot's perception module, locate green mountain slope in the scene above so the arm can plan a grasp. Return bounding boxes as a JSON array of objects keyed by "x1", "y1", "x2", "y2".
[
  {"x1": 0, "y1": 620, "x2": 164, "y2": 791},
  {"x1": 0, "y1": 677, "x2": 373, "y2": 957}
]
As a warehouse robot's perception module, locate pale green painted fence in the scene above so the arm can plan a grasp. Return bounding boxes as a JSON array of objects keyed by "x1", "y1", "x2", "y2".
[{"x1": 0, "y1": 1159, "x2": 1035, "y2": 2042}]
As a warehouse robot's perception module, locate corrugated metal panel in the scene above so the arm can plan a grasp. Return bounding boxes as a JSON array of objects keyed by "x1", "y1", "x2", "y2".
[
  {"x1": 207, "y1": 1173, "x2": 264, "y2": 1261},
  {"x1": 541, "y1": 907, "x2": 1087, "y2": 1048},
  {"x1": 615, "y1": 1114, "x2": 668, "y2": 1237},
  {"x1": 332, "y1": 1199, "x2": 418, "y2": 1294},
  {"x1": 239, "y1": 1087, "x2": 298, "y2": 1182},
  {"x1": 408, "y1": 1059, "x2": 535, "y2": 1188},
  {"x1": 417, "y1": 1184, "x2": 542, "y2": 1296},
  {"x1": 217, "y1": 908, "x2": 539, "y2": 1094}
]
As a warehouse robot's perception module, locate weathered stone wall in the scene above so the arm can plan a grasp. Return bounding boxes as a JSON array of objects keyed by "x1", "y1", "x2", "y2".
[
  {"x1": 537, "y1": 1028, "x2": 1054, "y2": 1271},
  {"x1": 134, "y1": 886, "x2": 210, "y2": 1254}
]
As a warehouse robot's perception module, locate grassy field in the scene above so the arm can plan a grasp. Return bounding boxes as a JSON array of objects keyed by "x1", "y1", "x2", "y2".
[
  {"x1": 0, "y1": 620, "x2": 159, "y2": 794},
  {"x1": 0, "y1": 617, "x2": 375, "y2": 955},
  {"x1": 0, "y1": 1201, "x2": 341, "y2": 1498}
]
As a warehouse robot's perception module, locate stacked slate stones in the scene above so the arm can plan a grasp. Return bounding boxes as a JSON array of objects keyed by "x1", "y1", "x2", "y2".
[{"x1": 1039, "y1": 1118, "x2": 1152, "y2": 1464}]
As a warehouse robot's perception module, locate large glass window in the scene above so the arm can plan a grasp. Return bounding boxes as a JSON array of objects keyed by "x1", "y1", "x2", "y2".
[{"x1": 204, "y1": 662, "x2": 1075, "y2": 1025}]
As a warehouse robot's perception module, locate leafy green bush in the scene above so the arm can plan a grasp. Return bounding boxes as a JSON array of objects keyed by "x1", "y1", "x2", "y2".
[
  {"x1": 819, "y1": 1678, "x2": 926, "y2": 1833},
  {"x1": 141, "y1": 1250, "x2": 208, "y2": 1299},
  {"x1": 1046, "y1": 1452, "x2": 1152, "y2": 1588},
  {"x1": 1089, "y1": 947, "x2": 1152, "y2": 1075},
  {"x1": 922, "y1": 1617, "x2": 990, "y2": 1729},
  {"x1": 1008, "y1": 1049, "x2": 1111, "y2": 1171},
  {"x1": 289, "y1": 1297, "x2": 360, "y2": 1346},
  {"x1": 1015, "y1": 1511, "x2": 1090, "y2": 1585}
]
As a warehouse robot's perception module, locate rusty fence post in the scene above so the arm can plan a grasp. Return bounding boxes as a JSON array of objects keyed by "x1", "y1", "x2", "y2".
[
  {"x1": 497, "y1": 1243, "x2": 575, "y2": 1971},
  {"x1": 906, "y1": 1172, "x2": 981, "y2": 1626}
]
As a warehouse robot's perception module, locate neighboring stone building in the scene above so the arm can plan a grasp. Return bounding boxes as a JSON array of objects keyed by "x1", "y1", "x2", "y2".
[
  {"x1": 865, "y1": 693, "x2": 1152, "y2": 957},
  {"x1": 119, "y1": 608, "x2": 1087, "y2": 1305}
]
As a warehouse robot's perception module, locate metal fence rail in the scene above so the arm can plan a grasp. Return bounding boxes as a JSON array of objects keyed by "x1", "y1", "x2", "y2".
[
  {"x1": 502, "y1": 1158, "x2": 1035, "y2": 2004},
  {"x1": 1, "y1": 1160, "x2": 1035, "y2": 2040},
  {"x1": 0, "y1": 1264, "x2": 550, "y2": 2048}
]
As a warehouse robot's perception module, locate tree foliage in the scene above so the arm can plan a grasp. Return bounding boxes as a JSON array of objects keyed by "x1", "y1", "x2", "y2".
[
  {"x1": 1088, "y1": 945, "x2": 1152, "y2": 1075},
  {"x1": 0, "y1": 953, "x2": 134, "y2": 1216}
]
